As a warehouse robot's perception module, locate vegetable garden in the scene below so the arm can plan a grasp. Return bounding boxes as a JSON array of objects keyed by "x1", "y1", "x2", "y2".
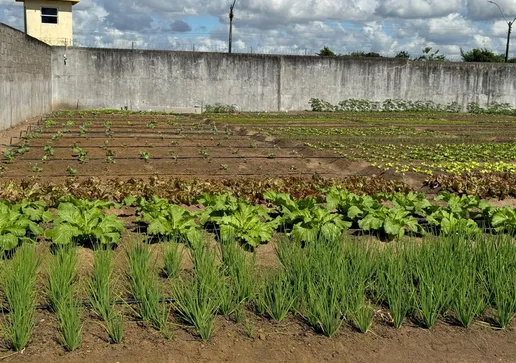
[{"x1": 0, "y1": 109, "x2": 515, "y2": 363}]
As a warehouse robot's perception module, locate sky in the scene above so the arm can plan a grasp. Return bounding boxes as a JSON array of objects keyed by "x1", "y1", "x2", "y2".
[{"x1": 1, "y1": 0, "x2": 516, "y2": 58}]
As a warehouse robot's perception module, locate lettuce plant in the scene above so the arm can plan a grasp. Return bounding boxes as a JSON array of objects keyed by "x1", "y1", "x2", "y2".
[
  {"x1": 214, "y1": 203, "x2": 278, "y2": 248},
  {"x1": 44, "y1": 202, "x2": 124, "y2": 246},
  {"x1": 0, "y1": 203, "x2": 42, "y2": 252}
]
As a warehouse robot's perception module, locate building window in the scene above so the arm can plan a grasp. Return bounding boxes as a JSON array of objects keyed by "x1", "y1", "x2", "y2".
[{"x1": 41, "y1": 8, "x2": 58, "y2": 24}]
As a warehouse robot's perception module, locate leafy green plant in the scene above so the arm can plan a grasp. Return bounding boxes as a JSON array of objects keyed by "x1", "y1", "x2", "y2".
[
  {"x1": 17, "y1": 145, "x2": 30, "y2": 155},
  {"x1": 489, "y1": 207, "x2": 516, "y2": 232},
  {"x1": 12, "y1": 200, "x2": 53, "y2": 223},
  {"x1": 0, "y1": 203, "x2": 42, "y2": 253},
  {"x1": 139, "y1": 151, "x2": 150, "y2": 162},
  {"x1": 135, "y1": 197, "x2": 199, "y2": 243},
  {"x1": 214, "y1": 203, "x2": 277, "y2": 248},
  {"x1": 3, "y1": 150, "x2": 15, "y2": 162},
  {"x1": 195, "y1": 193, "x2": 239, "y2": 225},
  {"x1": 44, "y1": 144, "x2": 55, "y2": 157},
  {"x1": 266, "y1": 191, "x2": 350, "y2": 243},
  {"x1": 44, "y1": 202, "x2": 124, "y2": 246},
  {"x1": 52, "y1": 131, "x2": 63, "y2": 140},
  {"x1": 44, "y1": 119, "x2": 56, "y2": 127},
  {"x1": 426, "y1": 210, "x2": 480, "y2": 236},
  {"x1": 67, "y1": 166, "x2": 78, "y2": 176},
  {"x1": 359, "y1": 207, "x2": 420, "y2": 240}
]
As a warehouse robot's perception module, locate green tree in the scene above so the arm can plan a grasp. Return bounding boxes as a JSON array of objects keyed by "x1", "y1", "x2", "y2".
[
  {"x1": 395, "y1": 51, "x2": 410, "y2": 59},
  {"x1": 350, "y1": 51, "x2": 383, "y2": 58},
  {"x1": 317, "y1": 46, "x2": 336, "y2": 57},
  {"x1": 417, "y1": 47, "x2": 446, "y2": 62},
  {"x1": 460, "y1": 48, "x2": 504, "y2": 62}
]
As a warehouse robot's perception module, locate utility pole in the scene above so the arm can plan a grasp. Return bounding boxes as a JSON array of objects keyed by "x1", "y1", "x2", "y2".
[
  {"x1": 488, "y1": 1, "x2": 516, "y2": 62},
  {"x1": 228, "y1": 0, "x2": 237, "y2": 53}
]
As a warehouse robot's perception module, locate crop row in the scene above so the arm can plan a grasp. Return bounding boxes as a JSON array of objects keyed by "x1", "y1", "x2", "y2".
[
  {"x1": 305, "y1": 141, "x2": 516, "y2": 175},
  {"x1": 1, "y1": 189, "x2": 515, "y2": 252},
  {"x1": 254, "y1": 126, "x2": 446, "y2": 138},
  {"x1": 309, "y1": 98, "x2": 516, "y2": 115},
  {"x1": 2, "y1": 231, "x2": 516, "y2": 353}
]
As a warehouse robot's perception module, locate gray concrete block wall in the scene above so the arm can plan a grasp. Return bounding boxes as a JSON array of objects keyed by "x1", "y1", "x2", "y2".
[
  {"x1": 51, "y1": 47, "x2": 516, "y2": 113},
  {"x1": 0, "y1": 23, "x2": 52, "y2": 131},
  {"x1": 51, "y1": 48, "x2": 280, "y2": 112}
]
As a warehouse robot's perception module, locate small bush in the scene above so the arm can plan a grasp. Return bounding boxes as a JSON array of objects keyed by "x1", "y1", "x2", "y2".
[{"x1": 204, "y1": 103, "x2": 237, "y2": 113}]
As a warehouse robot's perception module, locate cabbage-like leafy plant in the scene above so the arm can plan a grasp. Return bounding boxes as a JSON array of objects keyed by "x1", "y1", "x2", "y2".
[
  {"x1": 195, "y1": 193, "x2": 239, "y2": 225},
  {"x1": 359, "y1": 207, "x2": 420, "y2": 240},
  {"x1": 44, "y1": 202, "x2": 124, "y2": 245},
  {"x1": 489, "y1": 207, "x2": 516, "y2": 233},
  {"x1": 0, "y1": 203, "x2": 42, "y2": 252},
  {"x1": 214, "y1": 203, "x2": 278, "y2": 248}
]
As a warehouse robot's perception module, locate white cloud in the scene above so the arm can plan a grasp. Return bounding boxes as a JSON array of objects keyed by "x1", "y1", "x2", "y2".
[{"x1": 1, "y1": 0, "x2": 516, "y2": 58}]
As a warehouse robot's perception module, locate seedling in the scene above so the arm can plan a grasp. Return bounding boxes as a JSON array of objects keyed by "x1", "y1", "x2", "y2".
[
  {"x1": 78, "y1": 151, "x2": 88, "y2": 164},
  {"x1": 4, "y1": 150, "x2": 15, "y2": 162},
  {"x1": 44, "y1": 119, "x2": 57, "y2": 127},
  {"x1": 0, "y1": 165, "x2": 9, "y2": 176},
  {"x1": 67, "y1": 166, "x2": 78, "y2": 176},
  {"x1": 139, "y1": 151, "x2": 150, "y2": 162},
  {"x1": 105, "y1": 156, "x2": 116, "y2": 164},
  {"x1": 52, "y1": 131, "x2": 63, "y2": 140},
  {"x1": 220, "y1": 164, "x2": 229, "y2": 170},
  {"x1": 146, "y1": 120, "x2": 157, "y2": 129},
  {"x1": 65, "y1": 120, "x2": 76, "y2": 127},
  {"x1": 44, "y1": 144, "x2": 55, "y2": 156},
  {"x1": 17, "y1": 144, "x2": 30, "y2": 154},
  {"x1": 199, "y1": 150, "x2": 209, "y2": 159},
  {"x1": 79, "y1": 125, "x2": 88, "y2": 136},
  {"x1": 267, "y1": 153, "x2": 276, "y2": 159},
  {"x1": 31, "y1": 164, "x2": 43, "y2": 173}
]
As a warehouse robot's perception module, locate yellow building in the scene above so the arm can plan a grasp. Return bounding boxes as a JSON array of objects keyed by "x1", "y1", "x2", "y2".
[{"x1": 16, "y1": 0, "x2": 79, "y2": 46}]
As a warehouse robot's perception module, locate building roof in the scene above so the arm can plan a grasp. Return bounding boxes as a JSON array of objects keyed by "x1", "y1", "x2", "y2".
[{"x1": 16, "y1": 0, "x2": 80, "y2": 4}]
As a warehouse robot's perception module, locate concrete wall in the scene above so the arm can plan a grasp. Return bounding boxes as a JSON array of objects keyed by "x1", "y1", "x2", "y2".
[
  {"x1": 51, "y1": 47, "x2": 516, "y2": 112},
  {"x1": 0, "y1": 23, "x2": 52, "y2": 130},
  {"x1": 51, "y1": 48, "x2": 280, "y2": 112}
]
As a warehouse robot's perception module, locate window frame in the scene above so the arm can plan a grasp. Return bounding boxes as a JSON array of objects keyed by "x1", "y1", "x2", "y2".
[{"x1": 41, "y1": 7, "x2": 58, "y2": 25}]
